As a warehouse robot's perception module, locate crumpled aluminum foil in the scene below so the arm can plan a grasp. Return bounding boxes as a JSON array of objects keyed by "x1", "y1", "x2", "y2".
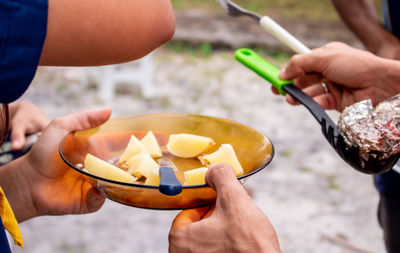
[{"x1": 338, "y1": 94, "x2": 400, "y2": 160}]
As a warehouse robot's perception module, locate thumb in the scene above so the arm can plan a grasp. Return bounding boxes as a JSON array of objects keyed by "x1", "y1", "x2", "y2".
[
  {"x1": 50, "y1": 108, "x2": 112, "y2": 133},
  {"x1": 10, "y1": 125, "x2": 26, "y2": 150},
  {"x1": 205, "y1": 163, "x2": 251, "y2": 207}
]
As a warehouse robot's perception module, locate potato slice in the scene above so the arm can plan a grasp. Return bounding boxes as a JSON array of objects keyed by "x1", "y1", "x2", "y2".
[
  {"x1": 130, "y1": 155, "x2": 160, "y2": 185},
  {"x1": 199, "y1": 144, "x2": 244, "y2": 176},
  {"x1": 167, "y1": 133, "x2": 215, "y2": 158},
  {"x1": 141, "y1": 131, "x2": 162, "y2": 158},
  {"x1": 125, "y1": 153, "x2": 147, "y2": 175},
  {"x1": 118, "y1": 135, "x2": 150, "y2": 165},
  {"x1": 184, "y1": 167, "x2": 209, "y2": 185},
  {"x1": 84, "y1": 154, "x2": 137, "y2": 183},
  {"x1": 144, "y1": 168, "x2": 160, "y2": 186}
]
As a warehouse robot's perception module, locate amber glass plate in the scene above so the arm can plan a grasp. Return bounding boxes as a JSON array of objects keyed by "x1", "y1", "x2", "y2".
[{"x1": 59, "y1": 113, "x2": 274, "y2": 209}]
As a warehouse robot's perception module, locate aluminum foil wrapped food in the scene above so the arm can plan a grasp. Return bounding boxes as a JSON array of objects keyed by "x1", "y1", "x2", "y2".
[{"x1": 338, "y1": 95, "x2": 400, "y2": 161}]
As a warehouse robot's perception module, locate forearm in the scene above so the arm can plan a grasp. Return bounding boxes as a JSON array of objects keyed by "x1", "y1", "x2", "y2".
[
  {"x1": 375, "y1": 58, "x2": 400, "y2": 101},
  {"x1": 332, "y1": 0, "x2": 400, "y2": 57},
  {"x1": 40, "y1": 0, "x2": 175, "y2": 66},
  {"x1": 0, "y1": 157, "x2": 37, "y2": 223}
]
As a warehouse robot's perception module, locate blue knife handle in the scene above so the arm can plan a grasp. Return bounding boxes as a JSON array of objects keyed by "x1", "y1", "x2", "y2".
[{"x1": 159, "y1": 167, "x2": 182, "y2": 196}]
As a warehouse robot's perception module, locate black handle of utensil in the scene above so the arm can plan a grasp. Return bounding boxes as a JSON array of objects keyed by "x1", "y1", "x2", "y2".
[
  {"x1": 159, "y1": 167, "x2": 182, "y2": 196},
  {"x1": 282, "y1": 85, "x2": 337, "y2": 129}
]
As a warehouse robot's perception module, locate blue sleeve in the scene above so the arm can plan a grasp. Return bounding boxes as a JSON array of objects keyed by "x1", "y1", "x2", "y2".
[
  {"x1": 386, "y1": 0, "x2": 400, "y2": 38},
  {"x1": 0, "y1": 218, "x2": 11, "y2": 253},
  {"x1": 0, "y1": 0, "x2": 48, "y2": 104}
]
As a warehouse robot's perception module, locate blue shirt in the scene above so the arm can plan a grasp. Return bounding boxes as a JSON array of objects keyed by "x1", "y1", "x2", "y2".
[
  {"x1": 374, "y1": 0, "x2": 400, "y2": 196},
  {"x1": 0, "y1": 0, "x2": 48, "y2": 104},
  {"x1": 383, "y1": 0, "x2": 400, "y2": 38},
  {"x1": 0, "y1": 217, "x2": 11, "y2": 253},
  {"x1": 0, "y1": 0, "x2": 48, "y2": 250}
]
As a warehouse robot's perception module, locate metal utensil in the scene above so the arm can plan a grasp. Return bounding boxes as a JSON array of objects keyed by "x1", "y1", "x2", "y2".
[
  {"x1": 218, "y1": 0, "x2": 328, "y2": 94},
  {"x1": 235, "y1": 48, "x2": 400, "y2": 174},
  {"x1": 217, "y1": 0, "x2": 310, "y2": 54}
]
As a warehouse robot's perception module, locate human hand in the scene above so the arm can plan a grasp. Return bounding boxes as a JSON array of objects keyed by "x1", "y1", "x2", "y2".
[
  {"x1": 276, "y1": 42, "x2": 400, "y2": 112},
  {"x1": 169, "y1": 164, "x2": 281, "y2": 253},
  {"x1": 5, "y1": 108, "x2": 111, "y2": 222},
  {"x1": 8, "y1": 101, "x2": 49, "y2": 150}
]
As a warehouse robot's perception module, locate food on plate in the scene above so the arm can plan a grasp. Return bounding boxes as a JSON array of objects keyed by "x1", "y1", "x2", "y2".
[
  {"x1": 184, "y1": 167, "x2": 209, "y2": 185},
  {"x1": 140, "y1": 131, "x2": 162, "y2": 158},
  {"x1": 118, "y1": 135, "x2": 150, "y2": 165},
  {"x1": 129, "y1": 154, "x2": 160, "y2": 185},
  {"x1": 199, "y1": 144, "x2": 244, "y2": 176},
  {"x1": 167, "y1": 133, "x2": 215, "y2": 158},
  {"x1": 125, "y1": 153, "x2": 148, "y2": 173},
  {"x1": 81, "y1": 131, "x2": 243, "y2": 186},
  {"x1": 142, "y1": 166, "x2": 160, "y2": 186},
  {"x1": 84, "y1": 154, "x2": 137, "y2": 183}
]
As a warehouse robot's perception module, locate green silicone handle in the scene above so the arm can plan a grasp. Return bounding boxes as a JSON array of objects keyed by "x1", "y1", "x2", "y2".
[{"x1": 234, "y1": 48, "x2": 293, "y2": 96}]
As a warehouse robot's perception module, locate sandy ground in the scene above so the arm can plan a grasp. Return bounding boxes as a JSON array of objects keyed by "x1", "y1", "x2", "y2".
[{"x1": 9, "y1": 48, "x2": 385, "y2": 253}]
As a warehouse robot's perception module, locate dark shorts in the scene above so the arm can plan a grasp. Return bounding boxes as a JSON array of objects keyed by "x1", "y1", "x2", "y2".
[
  {"x1": 0, "y1": 0, "x2": 48, "y2": 104},
  {"x1": 379, "y1": 1, "x2": 400, "y2": 251},
  {"x1": 377, "y1": 192, "x2": 400, "y2": 253},
  {"x1": 374, "y1": 167, "x2": 400, "y2": 253}
]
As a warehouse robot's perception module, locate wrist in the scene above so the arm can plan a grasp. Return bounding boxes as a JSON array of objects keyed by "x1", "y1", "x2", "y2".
[{"x1": 0, "y1": 156, "x2": 38, "y2": 222}]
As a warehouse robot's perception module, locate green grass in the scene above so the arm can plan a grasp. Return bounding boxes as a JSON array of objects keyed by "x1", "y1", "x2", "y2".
[
  {"x1": 166, "y1": 0, "x2": 382, "y2": 64},
  {"x1": 163, "y1": 41, "x2": 291, "y2": 64},
  {"x1": 171, "y1": 0, "x2": 217, "y2": 10},
  {"x1": 171, "y1": 0, "x2": 339, "y2": 21},
  {"x1": 171, "y1": 0, "x2": 382, "y2": 21},
  {"x1": 163, "y1": 41, "x2": 215, "y2": 58}
]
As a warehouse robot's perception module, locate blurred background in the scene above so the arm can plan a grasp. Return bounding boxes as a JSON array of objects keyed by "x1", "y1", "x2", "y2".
[{"x1": 12, "y1": 0, "x2": 385, "y2": 252}]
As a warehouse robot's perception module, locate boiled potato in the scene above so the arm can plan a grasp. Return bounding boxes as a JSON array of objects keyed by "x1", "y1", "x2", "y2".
[
  {"x1": 144, "y1": 168, "x2": 160, "y2": 186},
  {"x1": 184, "y1": 167, "x2": 209, "y2": 185},
  {"x1": 126, "y1": 153, "x2": 147, "y2": 174},
  {"x1": 167, "y1": 133, "x2": 215, "y2": 158},
  {"x1": 199, "y1": 144, "x2": 244, "y2": 176},
  {"x1": 141, "y1": 131, "x2": 162, "y2": 158},
  {"x1": 130, "y1": 154, "x2": 160, "y2": 186},
  {"x1": 118, "y1": 135, "x2": 150, "y2": 165},
  {"x1": 84, "y1": 154, "x2": 137, "y2": 183}
]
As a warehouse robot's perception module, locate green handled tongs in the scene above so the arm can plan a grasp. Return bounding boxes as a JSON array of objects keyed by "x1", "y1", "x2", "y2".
[{"x1": 235, "y1": 48, "x2": 400, "y2": 174}]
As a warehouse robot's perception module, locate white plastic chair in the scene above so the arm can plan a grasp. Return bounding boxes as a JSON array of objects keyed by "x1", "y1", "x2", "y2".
[{"x1": 88, "y1": 52, "x2": 156, "y2": 101}]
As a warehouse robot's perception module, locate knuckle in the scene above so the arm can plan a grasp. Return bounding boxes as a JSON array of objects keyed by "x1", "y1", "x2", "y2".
[
  {"x1": 206, "y1": 163, "x2": 236, "y2": 187},
  {"x1": 290, "y1": 54, "x2": 301, "y2": 65},
  {"x1": 208, "y1": 163, "x2": 231, "y2": 176},
  {"x1": 324, "y1": 41, "x2": 346, "y2": 50}
]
